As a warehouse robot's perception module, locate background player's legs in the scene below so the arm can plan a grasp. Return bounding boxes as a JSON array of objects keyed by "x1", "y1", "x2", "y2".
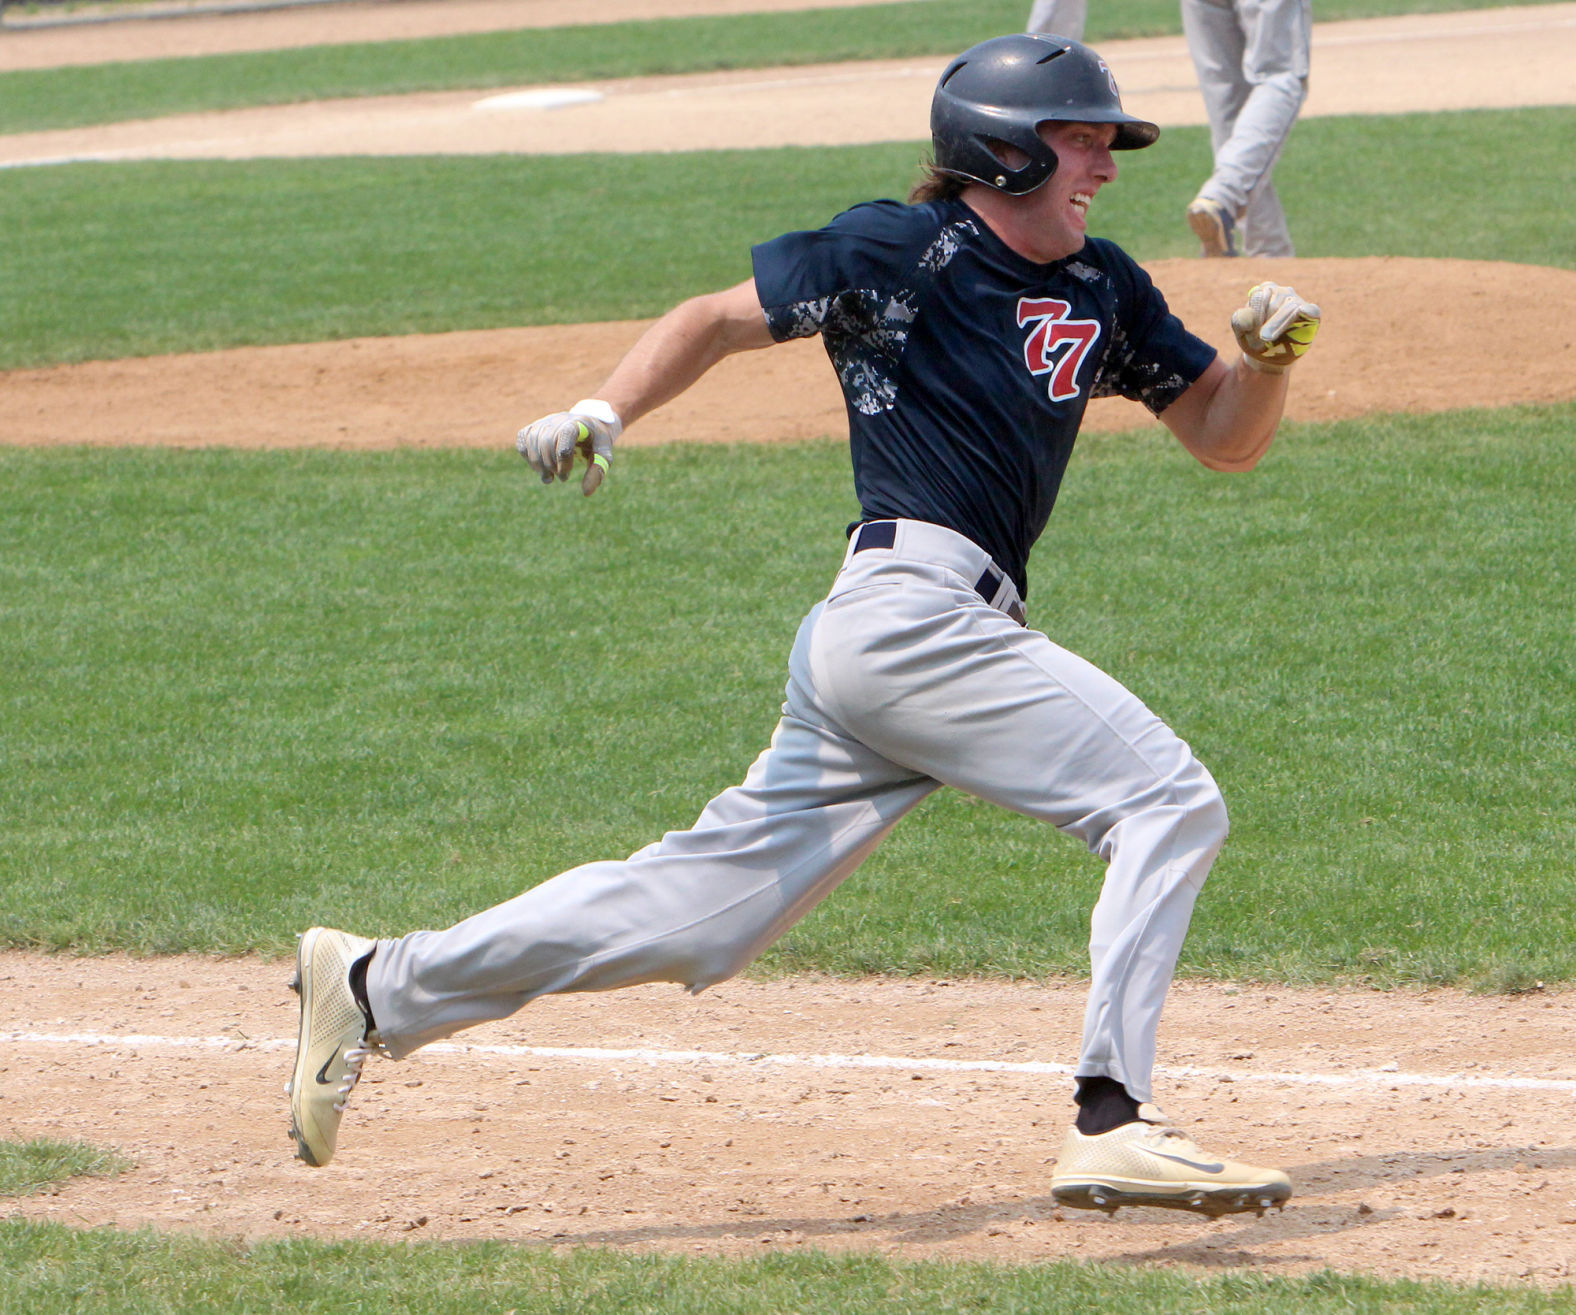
[
  {"x1": 807, "y1": 544, "x2": 1226, "y2": 1106},
  {"x1": 1182, "y1": 0, "x2": 1251, "y2": 168},
  {"x1": 367, "y1": 609, "x2": 937, "y2": 1059},
  {"x1": 1025, "y1": 0, "x2": 1088, "y2": 39},
  {"x1": 1240, "y1": 175, "x2": 1294, "y2": 257},
  {"x1": 1182, "y1": 0, "x2": 1308, "y2": 256}
]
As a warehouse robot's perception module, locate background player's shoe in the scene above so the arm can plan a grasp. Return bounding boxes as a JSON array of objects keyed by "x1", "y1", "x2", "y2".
[
  {"x1": 1186, "y1": 197, "x2": 1239, "y2": 258},
  {"x1": 287, "y1": 926, "x2": 380, "y2": 1167},
  {"x1": 1051, "y1": 1106, "x2": 1290, "y2": 1217}
]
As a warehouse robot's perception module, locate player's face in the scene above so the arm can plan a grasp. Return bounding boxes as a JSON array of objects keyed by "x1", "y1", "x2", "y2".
[{"x1": 1033, "y1": 121, "x2": 1119, "y2": 258}]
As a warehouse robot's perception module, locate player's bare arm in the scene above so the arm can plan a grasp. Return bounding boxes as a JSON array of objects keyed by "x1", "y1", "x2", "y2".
[
  {"x1": 1161, "y1": 280, "x2": 1321, "y2": 472},
  {"x1": 597, "y1": 277, "x2": 775, "y2": 428},
  {"x1": 516, "y1": 278, "x2": 773, "y2": 494}
]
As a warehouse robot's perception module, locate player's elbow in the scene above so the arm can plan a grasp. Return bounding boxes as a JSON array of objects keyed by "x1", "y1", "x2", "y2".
[
  {"x1": 1184, "y1": 422, "x2": 1276, "y2": 472},
  {"x1": 1193, "y1": 445, "x2": 1267, "y2": 473},
  {"x1": 682, "y1": 279, "x2": 777, "y2": 358},
  {"x1": 1189, "y1": 407, "x2": 1280, "y2": 472}
]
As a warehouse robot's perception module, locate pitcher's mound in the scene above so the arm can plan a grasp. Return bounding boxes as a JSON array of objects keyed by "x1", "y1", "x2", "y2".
[{"x1": 4, "y1": 258, "x2": 1571, "y2": 450}]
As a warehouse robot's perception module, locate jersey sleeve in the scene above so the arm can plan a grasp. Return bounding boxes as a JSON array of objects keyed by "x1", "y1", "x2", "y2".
[
  {"x1": 750, "y1": 200, "x2": 935, "y2": 343},
  {"x1": 1087, "y1": 241, "x2": 1218, "y2": 415}
]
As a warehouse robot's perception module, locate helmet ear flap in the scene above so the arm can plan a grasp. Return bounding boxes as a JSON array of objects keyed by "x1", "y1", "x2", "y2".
[
  {"x1": 933, "y1": 117, "x2": 1059, "y2": 195},
  {"x1": 966, "y1": 135, "x2": 1061, "y2": 196},
  {"x1": 979, "y1": 134, "x2": 1058, "y2": 193}
]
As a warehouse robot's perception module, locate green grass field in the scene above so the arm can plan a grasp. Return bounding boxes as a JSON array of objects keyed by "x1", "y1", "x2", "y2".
[
  {"x1": 0, "y1": 1140, "x2": 131, "y2": 1199},
  {"x1": 3, "y1": 105, "x2": 1572, "y2": 370},
  {"x1": 7, "y1": 1223, "x2": 1576, "y2": 1314},
  {"x1": 11, "y1": 1219, "x2": 1576, "y2": 1315},
  {"x1": 4, "y1": 406, "x2": 1573, "y2": 987},
  {"x1": 1, "y1": 0, "x2": 1553, "y2": 134},
  {"x1": 4, "y1": 0, "x2": 1575, "y2": 1306}
]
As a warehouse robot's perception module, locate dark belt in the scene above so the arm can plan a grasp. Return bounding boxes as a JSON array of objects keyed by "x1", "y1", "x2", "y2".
[{"x1": 851, "y1": 520, "x2": 1024, "y2": 624}]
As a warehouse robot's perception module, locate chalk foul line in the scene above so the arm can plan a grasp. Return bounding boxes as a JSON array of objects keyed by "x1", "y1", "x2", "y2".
[{"x1": 3, "y1": 1030, "x2": 1575, "y2": 1095}]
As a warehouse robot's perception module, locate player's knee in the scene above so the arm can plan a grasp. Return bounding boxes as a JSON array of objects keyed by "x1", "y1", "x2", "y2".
[
  {"x1": 1085, "y1": 755, "x2": 1228, "y2": 864},
  {"x1": 1245, "y1": 68, "x2": 1307, "y2": 109},
  {"x1": 669, "y1": 939, "x2": 762, "y2": 993},
  {"x1": 1179, "y1": 760, "x2": 1230, "y2": 854},
  {"x1": 1196, "y1": 778, "x2": 1231, "y2": 850}
]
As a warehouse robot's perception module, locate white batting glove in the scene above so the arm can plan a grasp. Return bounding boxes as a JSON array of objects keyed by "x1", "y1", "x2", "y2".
[
  {"x1": 1230, "y1": 282, "x2": 1322, "y2": 375},
  {"x1": 516, "y1": 398, "x2": 623, "y2": 495}
]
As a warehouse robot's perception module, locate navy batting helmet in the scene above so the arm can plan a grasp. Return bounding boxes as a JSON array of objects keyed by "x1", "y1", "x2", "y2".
[{"x1": 930, "y1": 34, "x2": 1160, "y2": 196}]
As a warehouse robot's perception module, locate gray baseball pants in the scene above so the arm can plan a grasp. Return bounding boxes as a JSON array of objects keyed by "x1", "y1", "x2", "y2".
[
  {"x1": 366, "y1": 520, "x2": 1228, "y2": 1105},
  {"x1": 1026, "y1": 0, "x2": 1088, "y2": 39},
  {"x1": 1181, "y1": 0, "x2": 1311, "y2": 256}
]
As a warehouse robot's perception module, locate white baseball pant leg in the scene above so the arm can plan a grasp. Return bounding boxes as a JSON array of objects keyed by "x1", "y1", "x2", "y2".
[
  {"x1": 1182, "y1": 0, "x2": 1311, "y2": 256},
  {"x1": 367, "y1": 521, "x2": 1228, "y2": 1104},
  {"x1": 1026, "y1": 0, "x2": 1088, "y2": 39}
]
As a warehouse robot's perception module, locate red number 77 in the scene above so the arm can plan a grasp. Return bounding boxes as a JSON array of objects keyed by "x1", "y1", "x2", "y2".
[{"x1": 1017, "y1": 297, "x2": 1102, "y2": 402}]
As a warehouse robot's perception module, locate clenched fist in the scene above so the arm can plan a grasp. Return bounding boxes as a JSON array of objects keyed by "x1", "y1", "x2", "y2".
[
  {"x1": 516, "y1": 399, "x2": 623, "y2": 495},
  {"x1": 1230, "y1": 283, "x2": 1321, "y2": 375}
]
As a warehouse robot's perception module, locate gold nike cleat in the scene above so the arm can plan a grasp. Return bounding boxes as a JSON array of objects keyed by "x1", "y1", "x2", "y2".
[
  {"x1": 286, "y1": 927, "x2": 380, "y2": 1168},
  {"x1": 1051, "y1": 1106, "x2": 1291, "y2": 1217},
  {"x1": 1186, "y1": 196, "x2": 1239, "y2": 258}
]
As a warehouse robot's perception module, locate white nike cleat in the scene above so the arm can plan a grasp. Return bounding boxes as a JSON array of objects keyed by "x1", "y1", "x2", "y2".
[
  {"x1": 286, "y1": 927, "x2": 380, "y2": 1168},
  {"x1": 1051, "y1": 1105, "x2": 1291, "y2": 1217}
]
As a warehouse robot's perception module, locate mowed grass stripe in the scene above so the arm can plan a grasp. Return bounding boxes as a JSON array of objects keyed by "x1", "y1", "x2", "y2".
[
  {"x1": 0, "y1": 0, "x2": 1151, "y2": 135},
  {"x1": 1, "y1": 0, "x2": 1538, "y2": 135},
  {"x1": 6, "y1": 1219, "x2": 1576, "y2": 1314},
  {"x1": 3, "y1": 405, "x2": 1572, "y2": 986},
  {"x1": 3, "y1": 105, "x2": 1572, "y2": 371}
]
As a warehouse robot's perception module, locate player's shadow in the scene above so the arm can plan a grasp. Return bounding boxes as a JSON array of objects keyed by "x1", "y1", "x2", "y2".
[
  {"x1": 1288, "y1": 1140, "x2": 1576, "y2": 1197},
  {"x1": 550, "y1": 1193, "x2": 1076, "y2": 1252},
  {"x1": 1088, "y1": 1141, "x2": 1576, "y2": 1270},
  {"x1": 546, "y1": 1141, "x2": 1576, "y2": 1259}
]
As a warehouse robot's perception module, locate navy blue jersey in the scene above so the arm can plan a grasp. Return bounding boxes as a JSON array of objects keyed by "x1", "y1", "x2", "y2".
[{"x1": 751, "y1": 196, "x2": 1216, "y2": 597}]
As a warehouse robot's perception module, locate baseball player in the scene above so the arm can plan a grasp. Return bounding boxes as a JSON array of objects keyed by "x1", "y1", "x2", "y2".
[{"x1": 288, "y1": 34, "x2": 1320, "y2": 1218}]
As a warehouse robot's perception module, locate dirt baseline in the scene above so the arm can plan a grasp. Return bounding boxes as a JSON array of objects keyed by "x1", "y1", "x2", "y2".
[{"x1": 5, "y1": 954, "x2": 1576, "y2": 1287}]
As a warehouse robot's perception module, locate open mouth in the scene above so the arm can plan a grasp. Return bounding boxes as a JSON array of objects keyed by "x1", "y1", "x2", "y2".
[{"x1": 1070, "y1": 192, "x2": 1092, "y2": 214}]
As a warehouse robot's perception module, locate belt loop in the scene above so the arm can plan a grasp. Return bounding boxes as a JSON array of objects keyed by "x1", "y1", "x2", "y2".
[
  {"x1": 853, "y1": 521, "x2": 896, "y2": 553},
  {"x1": 973, "y1": 563, "x2": 1027, "y2": 627},
  {"x1": 972, "y1": 564, "x2": 1002, "y2": 604}
]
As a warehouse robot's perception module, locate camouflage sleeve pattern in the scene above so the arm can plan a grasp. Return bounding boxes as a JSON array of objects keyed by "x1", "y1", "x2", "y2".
[
  {"x1": 1081, "y1": 242, "x2": 1216, "y2": 415},
  {"x1": 758, "y1": 216, "x2": 976, "y2": 417},
  {"x1": 1089, "y1": 319, "x2": 1202, "y2": 416}
]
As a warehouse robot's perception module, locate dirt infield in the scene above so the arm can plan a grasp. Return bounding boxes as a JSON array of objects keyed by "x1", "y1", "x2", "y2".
[
  {"x1": 8, "y1": 257, "x2": 1574, "y2": 449},
  {"x1": 5, "y1": 2, "x2": 1576, "y2": 1290},
  {"x1": 5, "y1": 953, "x2": 1576, "y2": 1286}
]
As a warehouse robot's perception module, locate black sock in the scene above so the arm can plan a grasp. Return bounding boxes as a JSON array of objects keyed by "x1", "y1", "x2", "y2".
[
  {"x1": 1074, "y1": 1076, "x2": 1140, "y2": 1135},
  {"x1": 348, "y1": 949, "x2": 377, "y2": 1032}
]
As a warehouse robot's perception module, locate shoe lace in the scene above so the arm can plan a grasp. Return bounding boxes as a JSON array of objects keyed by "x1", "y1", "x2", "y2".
[
  {"x1": 1140, "y1": 1121, "x2": 1207, "y2": 1158},
  {"x1": 331, "y1": 1031, "x2": 386, "y2": 1112}
]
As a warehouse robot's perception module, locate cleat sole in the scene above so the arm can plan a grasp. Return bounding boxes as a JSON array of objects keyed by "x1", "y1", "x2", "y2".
[{"x1": 1053, "y1": 1179, "x2": 1291, "y2": 1218}]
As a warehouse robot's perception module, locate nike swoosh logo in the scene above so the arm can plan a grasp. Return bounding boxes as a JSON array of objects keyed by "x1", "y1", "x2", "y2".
[
  {"x1": 315, "y1": 1051, "x2": 341, "y2": 1086},
  {"x1": 1147, "y1": 1149, "x2": 1225, "y2": 1174}
]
